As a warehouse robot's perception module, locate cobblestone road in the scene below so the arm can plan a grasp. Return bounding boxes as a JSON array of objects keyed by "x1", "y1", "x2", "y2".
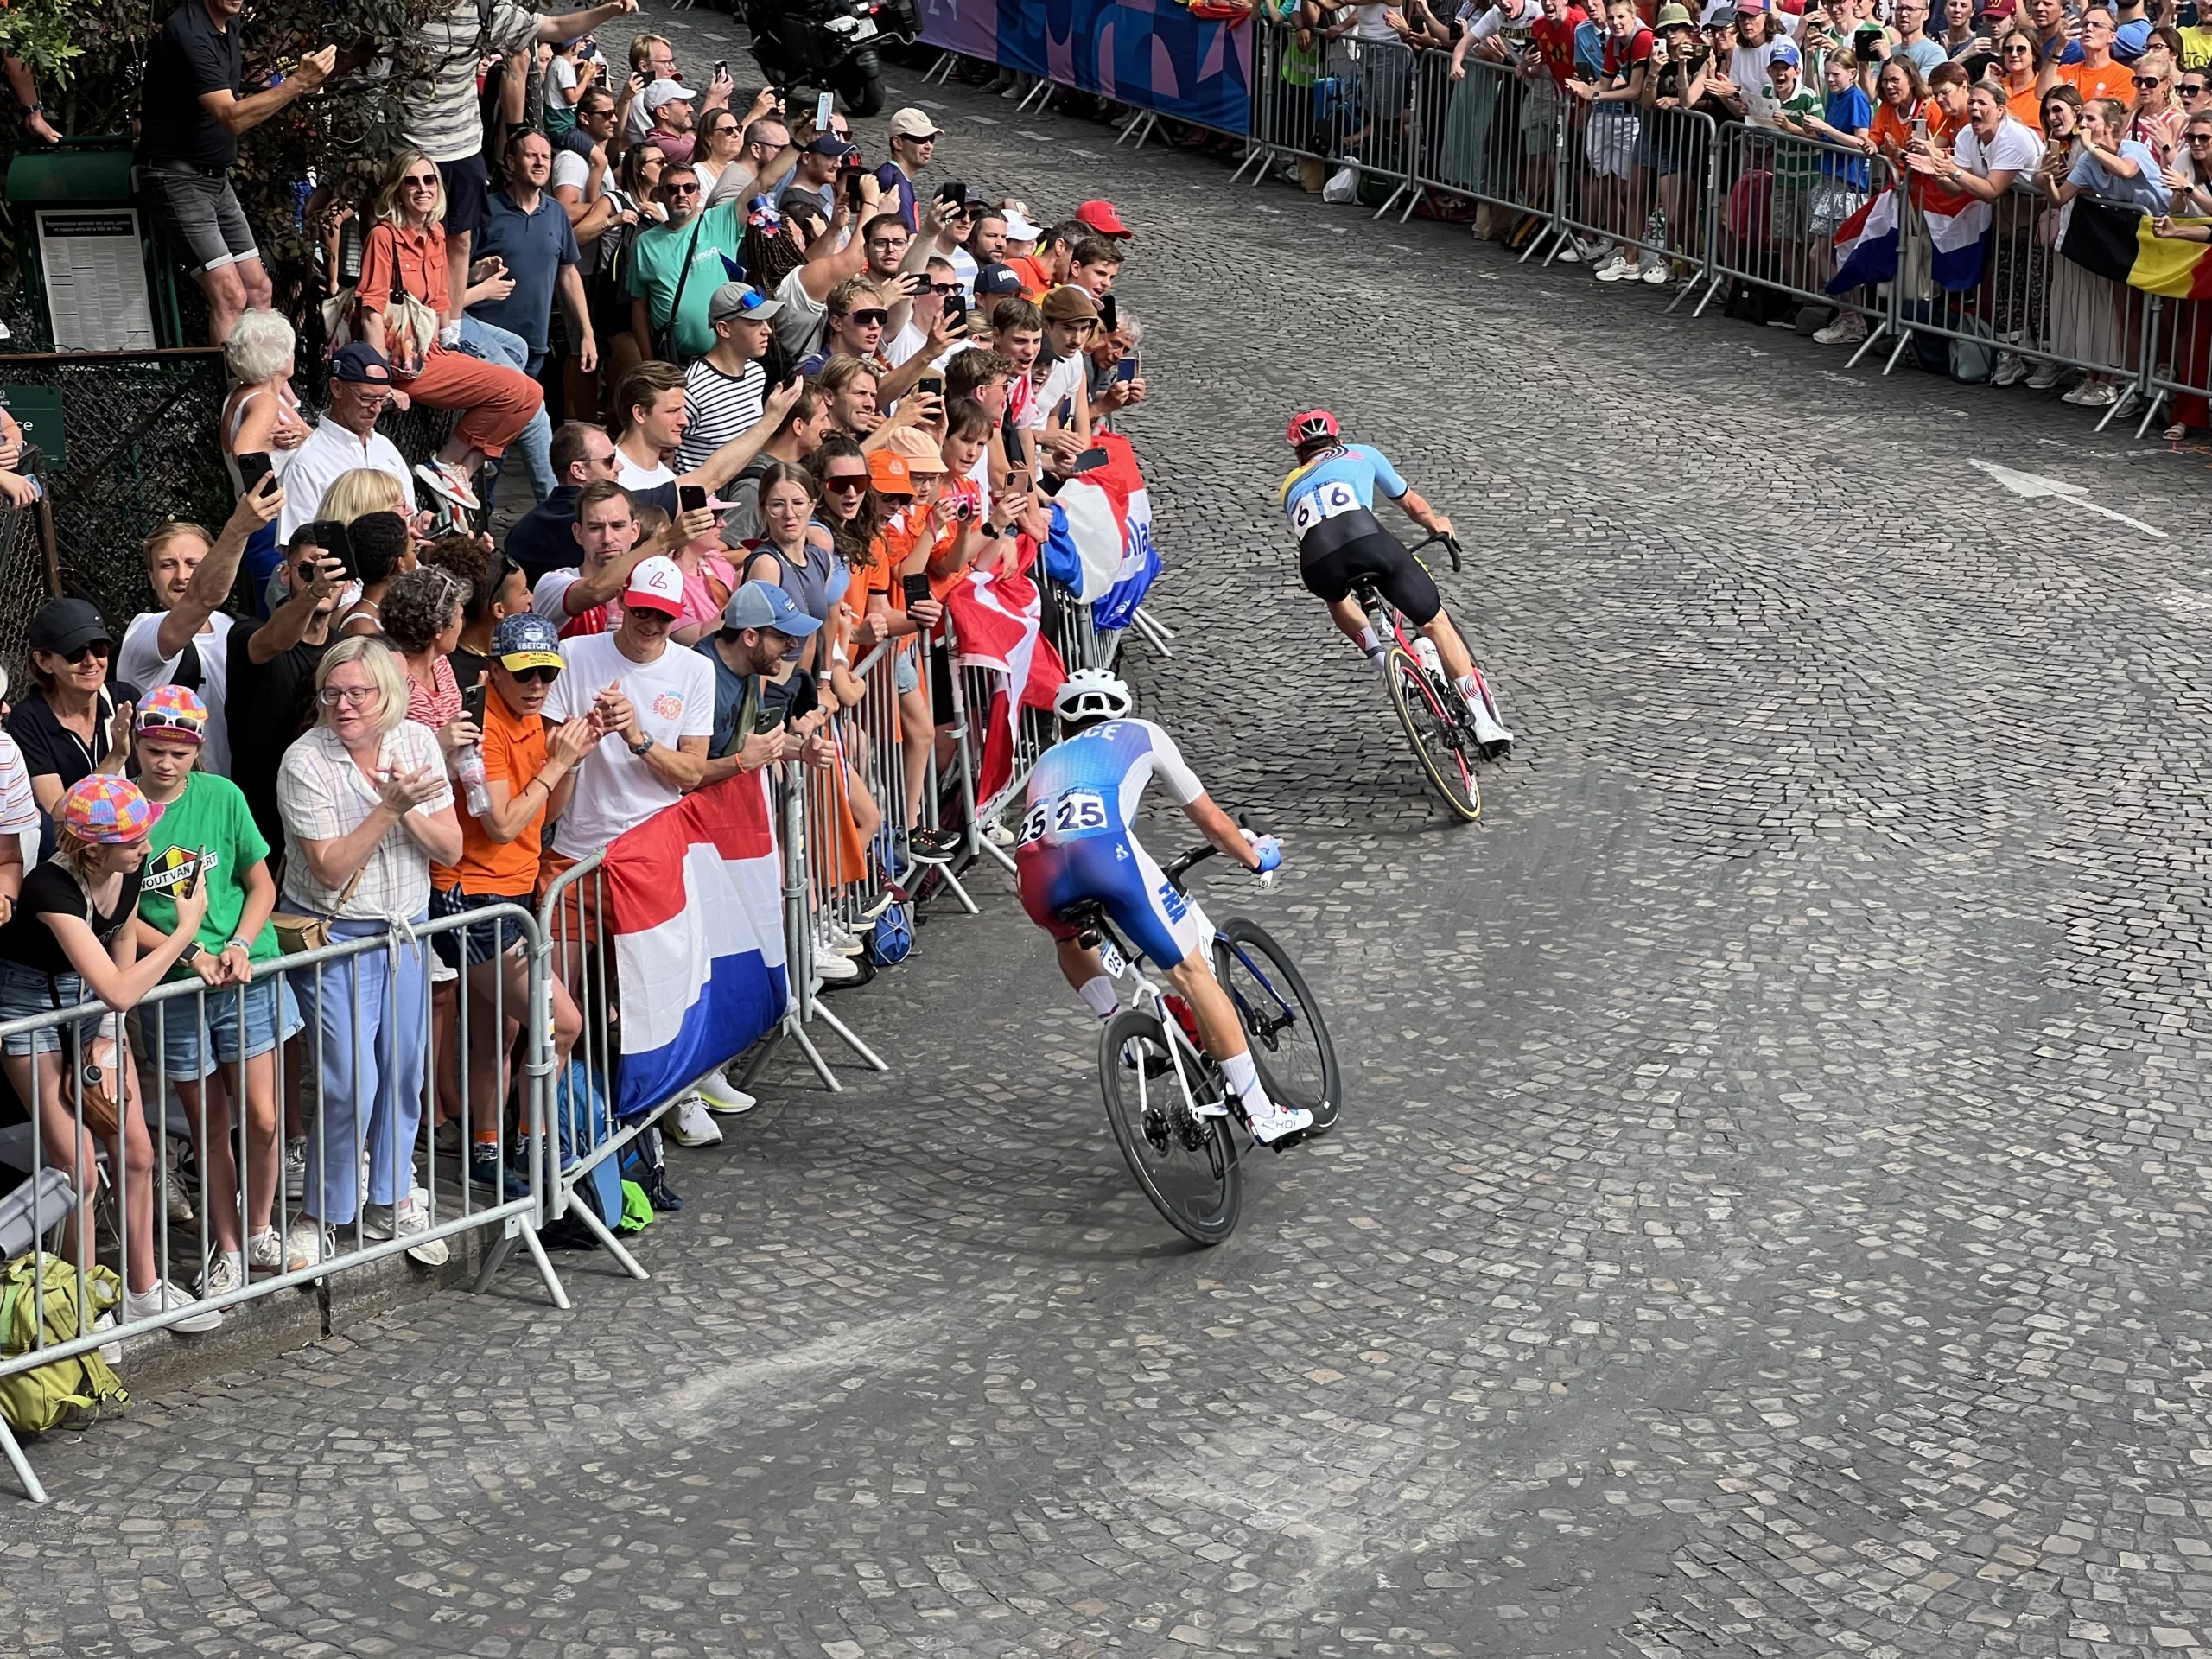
[{"x1": 10, "y1": 22, "x2": 2212, "y2": 1659}]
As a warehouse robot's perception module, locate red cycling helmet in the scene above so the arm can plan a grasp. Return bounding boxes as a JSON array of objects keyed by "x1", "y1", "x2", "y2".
[{"x1": 1286, "y1": 409, "x2": 1340, "y2": 448}]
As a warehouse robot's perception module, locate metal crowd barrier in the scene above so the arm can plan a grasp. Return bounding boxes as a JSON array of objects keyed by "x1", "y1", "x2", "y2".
[
  {"x1": 1241, "y1": 35, "x2": 1430, "y2": 219},
  {"x1": 0, "y1": 908, "x2": 567, "y2": 1504},
  {"x1": 2139, "y1": 294, "x2": 2212, "y2": 437},
  {"x1": 1551, "y1": 94, "x2": 1719, "y2": 288},
  {"x1": 1408, "y1": 50, "x2": 1560, "y2": 247}
]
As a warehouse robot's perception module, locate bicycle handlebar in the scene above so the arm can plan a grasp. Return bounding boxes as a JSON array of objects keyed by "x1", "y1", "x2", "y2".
[{"x1": 1410, "y1": 529, "x2": 1464, "y2": 574}]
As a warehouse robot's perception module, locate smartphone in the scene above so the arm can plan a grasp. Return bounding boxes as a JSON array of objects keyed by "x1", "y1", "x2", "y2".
[
  {"x1": 918, "y1": 370, "x2": 945, "y2": 398},
  {"x1": 815, "y1": 92, "x2": 834, "y2": 130},
  {"x1": 714, "y1": 59, "x2": 727, "y2": 79},
  {"x1": 1853, "y1": 29, "x2": 1881, "y2": 62},
  {"x1": 944, "y1": 288, "x2": 966, "y2": 325},
  {"x1": 461, "y1": 680, "x2": 489, "y2": 729},
  {"x1": 901, "y1": 572, "x2": 931, "y2": 609},
  {"x1": 236, "y1": 451, "x2": 275, "y2": 494},
  {"x1": 844, "y1": 168, "x2": 866, "y2": 213},
  {"x1": 305, "y1": 518, "x2": 354, "y2": 579},
  {"x1": 1115, "y1": 355, "x2": 1140, "y2": 384},
  {"x1": 938, "y1": 180, "x2": 968, "y2": 207},
  {"x1": 1066, "y1": 447, "x2": 1110, "y2": 476},
  {"x1": 176, "y1": 849, "x2": 206, "y2": 904},
  {"x1": 1100, "y1": 293, "x2": 1117, "y2": 334},
  {"x1": 677, "y1": 483, "x2": 708, "y2": 515}
]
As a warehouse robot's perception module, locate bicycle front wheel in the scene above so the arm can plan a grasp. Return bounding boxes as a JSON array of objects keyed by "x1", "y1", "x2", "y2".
[
  {"x1": 1098, "y1": 1008, "x2": 1241, "y2": 1246},
  {"x1": 1212, "y1": 918, "x2": 1342, "y2": 1135},
  {"x1": 1387, "y1": 648, "x2": 1481, "y2": 821}
]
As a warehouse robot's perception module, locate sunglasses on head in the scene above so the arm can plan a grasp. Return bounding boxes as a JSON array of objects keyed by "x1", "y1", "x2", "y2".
[
  {"x1": 137, "y1": 709, "x2": 204, "y2": 736},
  {"x1": 507, "y1": 664, "x2": 562, "y2": 683}
]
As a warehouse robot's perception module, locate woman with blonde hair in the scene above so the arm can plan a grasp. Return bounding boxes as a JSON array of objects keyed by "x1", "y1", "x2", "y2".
[
  {"x1": 355, "y1": 149, "x2": 543, "y2": 518},
  {"x1": 274, "y1": 634, "x2": 462, "y2": 1272}
]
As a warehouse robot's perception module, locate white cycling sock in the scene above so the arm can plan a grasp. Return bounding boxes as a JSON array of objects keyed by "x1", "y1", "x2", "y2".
[
  {"x1": 1077, "y1": 976, "x2": 1120, "y2": 1020},
  {"x1": 1457, "y1": 671, "x2": 1484, "y2": 705},
  {"x1": 1222, "y1": 1050, "x2": 1275, "y2": 1116},
  {"x1": 1357, "y1": 626, "x2": 1382, "y2": 656}
]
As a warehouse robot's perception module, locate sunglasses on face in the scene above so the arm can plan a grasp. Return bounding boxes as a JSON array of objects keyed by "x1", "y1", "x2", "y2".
[
  {"x1": 931, "y1": 282, "x2": 962, "y2": 295},
  {"x1": 845, "y1": 308, "x2": 889, "y2": 327},
  {"x1": 2137, "y1": 75, "x2": 2167, "y2": 87},
  {"x1": 52, "y1": 644, "x2": 107, "y2": 664},
  {"x1": 507, "y1": 664, "x2": 562, "y2": 684},
  {"x1": 822, "y1": 474, "x2": 868, "y2": 491},
  {"x1": 403, "y1": 173, "x2": 439, "y2": 188},
  {"x1": 2184, "y1": 84, "x2": 2210, "y2": 95},
  {"x1": 664, "y1": 181, "x2": 699, "y2": 196}
]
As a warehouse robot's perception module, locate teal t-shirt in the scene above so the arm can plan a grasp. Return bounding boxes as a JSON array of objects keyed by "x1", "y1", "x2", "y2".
[
  {"x1": 136, "y1": 772, "x2": 278, "y2": 974},
  {"x1": 625, "y1": 200, "x2": 743, "y2": 362}
]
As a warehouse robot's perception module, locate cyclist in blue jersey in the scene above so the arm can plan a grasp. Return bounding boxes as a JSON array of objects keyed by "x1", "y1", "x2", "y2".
[
  {"x1": 1015, "y1": 670, "x2": 1314, "y2": 1148},
  {"x1": 1278, "y1": 408, "x2": 1512, "y2": 755}
]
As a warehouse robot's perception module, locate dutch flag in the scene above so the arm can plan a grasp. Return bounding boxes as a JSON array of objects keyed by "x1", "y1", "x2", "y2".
[
  {"x1": 602, "y1": 772, "x2": 790, "y2": 1120},
  {"x1": 1919, "y1": 180, "x2": 1992, "y2": 292},
  {"x1": 1827, "y1": 188, "x2": 1900, "y2": 296}
]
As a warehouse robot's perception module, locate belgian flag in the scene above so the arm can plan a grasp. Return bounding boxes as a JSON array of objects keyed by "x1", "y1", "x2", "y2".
[{"x1": 2060, "y1": 200, "x2": 2212, "y2": 300}]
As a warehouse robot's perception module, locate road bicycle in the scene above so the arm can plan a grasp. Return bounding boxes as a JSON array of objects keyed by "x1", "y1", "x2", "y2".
[
  {"x1": 1058, "y1": 843, "x2": 1340, "y2": 1246},
  {"x1": 1355, "y1": 531, "x2": 1504, "y2": 823}
]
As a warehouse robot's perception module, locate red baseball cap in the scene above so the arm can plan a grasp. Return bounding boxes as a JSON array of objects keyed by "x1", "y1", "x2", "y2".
[
  {"x1": 1074, "y1": 199, "x2": 1133, "y2": 238},
  {"x1": 622, "y1": 555, "x2": 686, "y2": 618}
]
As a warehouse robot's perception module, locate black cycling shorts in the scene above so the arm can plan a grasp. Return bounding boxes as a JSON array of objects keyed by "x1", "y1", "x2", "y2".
[{"x1": 1299, "y1": 530, "x2": 1442, "y2": 626}]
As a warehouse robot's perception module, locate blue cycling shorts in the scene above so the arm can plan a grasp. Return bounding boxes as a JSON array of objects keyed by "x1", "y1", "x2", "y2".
[{"x1": 1017, "y1": 833, "x2": 1214, "y2": 970}]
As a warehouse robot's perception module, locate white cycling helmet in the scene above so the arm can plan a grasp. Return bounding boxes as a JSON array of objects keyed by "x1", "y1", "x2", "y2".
[{"x1": 1053, "y1": 669, "x2": 1133, "y2": 723}]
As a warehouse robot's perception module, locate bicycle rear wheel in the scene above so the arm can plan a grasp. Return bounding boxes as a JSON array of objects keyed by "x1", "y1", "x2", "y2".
[
  {"x1": 1212, "y1": 918, "x2": 1342, "y2": 1135},
  {"x1": 1098, "y1": 1008, "x2": 1241, "y2": 1245},
  {"x1": 1387, "y1": 648, "x2": 1481, "y2": 821}
]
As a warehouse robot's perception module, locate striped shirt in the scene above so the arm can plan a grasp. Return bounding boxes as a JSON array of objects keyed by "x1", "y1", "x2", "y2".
[
  {"x1": 0, "y1": 731, "x2": 36, "y2": 842},
  {"x1": 674, "y1": 358, "x2": 766, "y2": 475},
  {"x1": 276, "y1": 721, "x2": 454, "y2": 921},
  {"x1": 399, "y1": 2, "x2": 546, "y2": 164}
]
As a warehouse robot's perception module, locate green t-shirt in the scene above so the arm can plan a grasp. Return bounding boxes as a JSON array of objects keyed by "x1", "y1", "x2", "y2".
[
  {"x1": 136, "y1": 772, "x2": 278, "y2": 974},
  {"x1": 626, "y1": 200, "x2": 743, "y2": 363},
  {"x1": 1774, "y1": 87, "x2": 1825, "y2": 185}
]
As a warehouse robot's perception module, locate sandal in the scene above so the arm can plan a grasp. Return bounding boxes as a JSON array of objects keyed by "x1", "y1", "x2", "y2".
[{"x1": 2164, "y1": 423, "x2": 2191, "y2": 442}]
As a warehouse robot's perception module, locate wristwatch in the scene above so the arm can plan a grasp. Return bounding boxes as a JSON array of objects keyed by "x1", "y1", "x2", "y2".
[
  {"x1": 980, "y1": 522, "x2": 1001, "y2": 538},
  {"x1": 178, "y1": 942, "x2": 204, "y2": 967},
  {"x1": 626, "y1": 733, "x2": 656, "y2": 758}
]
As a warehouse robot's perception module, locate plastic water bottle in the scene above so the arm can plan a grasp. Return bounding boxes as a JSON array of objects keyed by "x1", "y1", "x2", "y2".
[
  {"x1": 457, "y1": 744, "x2": 491, "y2": 817},
  {"x1": 1413, "y1": 637, "x2": 1444, "y2": 680}
]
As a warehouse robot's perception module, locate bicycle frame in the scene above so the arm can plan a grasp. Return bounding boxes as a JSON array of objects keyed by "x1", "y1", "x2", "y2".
[{"x1": 1083, "y1": 912, "x2": 1230, "y2": 1134}]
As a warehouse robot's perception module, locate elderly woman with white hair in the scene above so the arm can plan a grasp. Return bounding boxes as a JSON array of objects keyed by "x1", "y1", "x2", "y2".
[
  {"x1": 275, "y1": 634, "x2": 462, "y2": 1274},
  {"x1": 221, "y1": 309, "x2": 309, "y2": 613}
]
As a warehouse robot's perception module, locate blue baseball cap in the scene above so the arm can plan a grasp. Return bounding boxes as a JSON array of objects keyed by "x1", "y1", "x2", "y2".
[
  {"x1": 331, "y1": 340, "x2": 393, "y2": 384},
  {"x1": 721, "y1": 581, "x2": 823, "y2": 638},
  {"x1": 492, "y1": 612, "x2": 565, "y2": 671},
  {"x1": 975, "y1": 262, "x2": 1024, "y2": 299},
  {"x1": 1768, "y1": 38, "x2": 1802, "y2": 67}
]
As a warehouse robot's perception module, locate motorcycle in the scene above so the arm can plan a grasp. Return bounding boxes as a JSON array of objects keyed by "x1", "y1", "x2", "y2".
[{"x1": 743, "y1": 0, "x2": 919, "y2": 118}]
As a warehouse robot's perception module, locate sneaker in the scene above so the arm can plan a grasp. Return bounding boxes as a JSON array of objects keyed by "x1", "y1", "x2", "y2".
[
  {"x1": 200, "y1": 1251, "x2": 244, "y2": 1298},
  {"x1": 433, "y1": 1120, "x2": 463, "y2": 1156},
  {"x1": 1637, "y1": 253, "x2": 1668, "y2": 284},
  {"x1": 1552, "y1": 239, "x2": 1582, "y2": 264},
  {"x1": 414, "y1": 460, "x2": 481, "y2": 515},
  {"x1": 822, "y1": 925, "x2": 866, "y2": 958},
  {"x1": 2025, "y1": 362, "x2": 2063, "y2": 391},
  {"x1": 1466, "y1": 701, "x2": 1515, "y2": 758},
  {"x1": 985, "y1": 821, "x2": 1016, "y2": 848},
  {"x1": 2061, "y1": 379, "x2": 2094, "y2": 404},
  {"x1": 284, "y1": 1213, "x2": 334, "y2": 1274},
  {"x1": 1243, "y1": 1097, "x2": 1315, "y2": 1149},
  {"x1": 1573, "y1": 234, "x2": 1607, "y2": 263},
  {"x1": 165, "y1": 1180, "x2": 196, "y2": 1230},
  {"x1": 467, "y1": 1142, "x2": 529, "y2": 1198},
  {"x1": 2112, "y1": 385, "x2": 2140, "y2": 419},
  {"x1": 1812, "y1": 315, "x2": 1866, "y2": 346},
  {"x1": 283, "y1": 1136, "x2": 307, "y2": 1200},
  {"x1": 817, "y1": 950, "x2": 861, "y2": 983},
  {"x1": 2077, "y1": 381, "x2": 2118, "y2": 407},
  {"x1": 122, "y1": 1276, "x2": 223, "y2": 1334},
  {"x1": 361, "y1": 1188, "x2": 448, "y2": 1267},
  {"x1": 1593, "y1": 252, "x2": 1636, "y2": 283},
  {"x1": 696, "y1": 1068, "x2": 759, "y2": 1116},
  {"x1": 666, "y1": 1095, "x2": 724, "y2": 1147},
  {"x1": 1991, "y1": 353, "x2": 2025, "y2": 387},
  {"x1": 94, "y1": 1310, "x2": 119, "y2": 1367},
  {"x1": 245, "y1": 1228, "x2": 284, "y2": 1273}
]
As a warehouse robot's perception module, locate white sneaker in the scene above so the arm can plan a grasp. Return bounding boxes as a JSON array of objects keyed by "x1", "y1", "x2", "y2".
[
  {"x1": 94, "y1": 1310, "x2": 119, "y2": 1367},
  {"x1": 985, "y1": 822, "x2": 1016, "y2": 848},
  {"x1": 123, "y1": 1277, "x2": 223, "y2": 1334},
  {"x1": 2112, "y1": 385, "x2": 2140, "y2": 419},
  {"x1": 1243, "y1": 1098, "x2": 1314, "y2": 1148},
  {"x1": 1637, "y1": 253, "x2": 1668, "y2": 283},
  {"x1": 695, "y1": 1068, "x2": 759, "y2": 1116},
  {"x1": 2076, "y1": 381, "x2": 2117, "y2": 407},
  {"x1": 1552, "y1": 239, "x2": 1582, "y2": 264},
  {"x1": 245, "y1": 1228, "x2": 284, "y2": 1273},
  {"x1": 817, "y1": 950, "x2": 861, "y2": 982},
  {"x1": 1812, "y1": 315, "x2": 1866, "y2": 346},
  {"x1": 2025, "y1": 361, "x2": 2063, "y2": 390},
  {"x1": 284, "y1": 1213, "x2": 334, "y2": 1274},
  {"x1": 666, "y1": 1095, "x2": 724, "y2": 1147},
  {"x1": 283, "y1": 1136, "x2": 307, "y2": 1199},
  {"x1": 201, "y1": 1251, "x2": 245, "y2": 1298},
  {"x1": 361, "y1": 1188, "x2": 448, "y2": 1267},
  {"x1": 1593, "y1": 252, "x2": 1635, "y2": 283},
  {"x1": 1990, "y1": 353, "x2": 2025, "y2": 387},
  {"x1": 823, "y1": 925, "x2": 866, "y2": 958},
  {"x1": 413, "y1": 460, "x2": 480, "y2": 514}
]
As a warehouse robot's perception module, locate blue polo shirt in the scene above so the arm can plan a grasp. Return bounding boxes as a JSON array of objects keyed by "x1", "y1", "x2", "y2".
[{"x1": 468, "y1": 188, "x2": 581, "y2": 358}]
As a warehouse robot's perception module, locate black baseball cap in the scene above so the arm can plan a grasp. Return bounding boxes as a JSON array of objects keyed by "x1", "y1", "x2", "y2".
[
  {"x1": 29, "y1": 597, "x2": 111, "y2": 656},
  {"x1": 975, "y1": 263, "x2": 1023, "y2": 299}
]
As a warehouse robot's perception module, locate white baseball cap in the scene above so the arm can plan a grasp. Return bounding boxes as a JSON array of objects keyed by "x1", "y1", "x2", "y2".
[{"x1": 642, "y1": 79, "x2": 697, "y2": 113}]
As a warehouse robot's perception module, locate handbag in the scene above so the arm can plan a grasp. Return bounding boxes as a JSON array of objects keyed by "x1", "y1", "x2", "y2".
[
  {"x1": 324, "y1": 225, "x2": 441, "y2": 365},
  {"x1": 269, "y1": 863, "x2": 369, "y2": 957}
]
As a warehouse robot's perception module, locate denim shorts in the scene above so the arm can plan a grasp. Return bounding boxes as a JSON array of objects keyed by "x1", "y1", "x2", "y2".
[
  {"x1": 142, "y1": 161, "x2": 257, "y2": 274},
  {"x1": 429, "y1": 885, "x2": 531, "y2": 969},
  {"x1": 140, "y1": 973, "x2": 303, "y2": 1083},
  {"x1": 0, "y1": 960, "x2": 105, "y2": 1058}
]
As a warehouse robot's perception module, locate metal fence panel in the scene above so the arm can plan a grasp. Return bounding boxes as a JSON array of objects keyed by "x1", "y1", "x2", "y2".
[
  {"x1": 1550, "y1": 94, "x2": 1718, "y2": 296},
  {"x1": 1411, "y1": 49, "x2": 1562, "y2": 237}
]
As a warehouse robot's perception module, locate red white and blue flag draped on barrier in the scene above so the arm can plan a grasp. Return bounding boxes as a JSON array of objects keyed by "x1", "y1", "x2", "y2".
[
  {"x1": 921, "y1": 0, "x2": 1255, "y2": 131},
  {"x1": 1827, "y1": 184, "x2": 1990, "y2": 295},
  {"x1": 950, "y1": 542, "x2": 1066, "y2": 810},
  {"x1": 1052, "y1": 433, "x2": 1162, "y2": 622},
  {"x1": 1828, "y1": 189, "x2": 1900, "y2": 294},
  {"x1": 603, "y1": 772, "x2": 789, "y2": 1119}
]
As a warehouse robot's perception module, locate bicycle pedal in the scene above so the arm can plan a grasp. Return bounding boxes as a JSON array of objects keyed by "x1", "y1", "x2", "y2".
[{"x1": 1191, "y1": 1100, "x2": 1231, "y2": 1119}]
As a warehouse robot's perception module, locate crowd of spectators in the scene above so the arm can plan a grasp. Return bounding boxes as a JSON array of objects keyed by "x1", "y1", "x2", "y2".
[
  {"x1": 1266, "y1": 0, "x2": 2212, "y2": 432},
  {"x1": 0, "y1": 7, "x2": 1158, "y2": 1342}
]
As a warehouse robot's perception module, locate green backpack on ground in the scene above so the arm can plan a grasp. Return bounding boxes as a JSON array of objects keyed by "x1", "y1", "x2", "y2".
[{"x1": 0, "y1": 1254, "x2": 128, "y2": 1433}]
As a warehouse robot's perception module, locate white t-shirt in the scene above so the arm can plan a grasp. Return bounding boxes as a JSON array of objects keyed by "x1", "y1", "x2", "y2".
[
  {"x1": 548, "y1": 54, "x2": 579, "y2": 106},
  {"x1": 617, "y1": 453, "x2": 677, "y2": 495},
  {"x1": 1955, "y1": 117, "x2": 2043, "y2": 178},
  {"x1": 884, "y1": 319, "x2": 929, "y2": 369},
  {"x1": 1731, "y1": 40, "x2": 1782, "y2": 97},
  {"x1": 1024, "y1": 355, "x2": 1085, "y2": 432},
  {"x1": 550, "y1": 148, "x2": 594, "y2": 198},
  {"x1": 543, "y1": 630, "x2": 715, "y2": 858},
  {"x1": 773, "y1": 267, "x2": 829, "y2": 359},
  {"x1": 0, "y1": 730, "x2": 37, "y2": 873},
  {"x1": 118, "y1": 609, "x2": 235, "y2": 777},
  {"x1": 532, "y1": 567, "x2": 599, "y2": 627}
]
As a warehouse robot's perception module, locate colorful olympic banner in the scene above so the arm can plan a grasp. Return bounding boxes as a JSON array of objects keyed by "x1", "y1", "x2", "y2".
[{"x1": 921, "y1": 0, "x2": 1255, "y2": 134}]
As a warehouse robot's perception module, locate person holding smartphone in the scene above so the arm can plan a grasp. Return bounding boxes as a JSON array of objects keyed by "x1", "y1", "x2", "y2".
[{"x1": 130, "y1": 686, "x2": 299, "y2": 1299}]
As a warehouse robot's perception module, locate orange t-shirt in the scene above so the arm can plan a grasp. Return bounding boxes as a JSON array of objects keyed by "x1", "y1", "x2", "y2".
[
  {"x1": 2006, "y1": 83, "x2": 2044, "y2": 131},
  {"x1": 2061, "y1": 59, "x2": 2136, "y2": 108},
  {"x1": 432, "y1": 690, "x2": 549, "y2": 897}
]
